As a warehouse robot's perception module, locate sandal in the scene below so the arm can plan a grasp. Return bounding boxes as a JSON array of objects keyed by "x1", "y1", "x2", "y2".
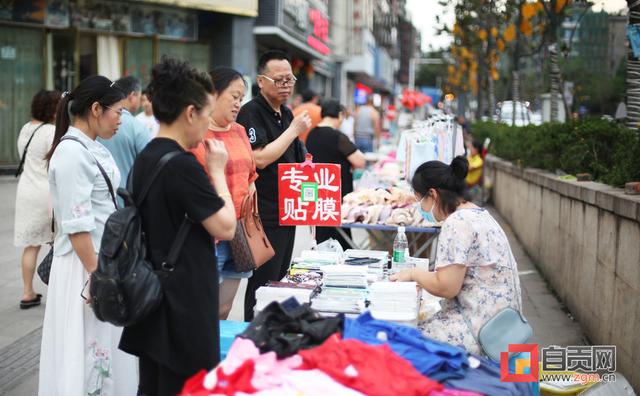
[{"x1": 20, "y1": 293, "x2": 42, "y2": 309}]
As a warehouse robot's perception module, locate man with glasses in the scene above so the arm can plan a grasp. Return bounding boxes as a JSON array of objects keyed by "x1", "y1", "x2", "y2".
[
  {"x1": 98, "y1": 75, "x2": 151, "y2": 197},
  {"x1": 237, "y1": 50, "x2": 312, "y2": 321}
]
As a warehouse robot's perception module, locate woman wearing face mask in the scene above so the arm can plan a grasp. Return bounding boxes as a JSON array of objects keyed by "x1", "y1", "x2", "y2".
[
  {"x1": 190, "y1": 67, "x2": 257, "y2": 320},
  {"x1": 391, "y1": 156, "x2": 523, "y2": 356},
  {"x1": 39, "y1": 76, "x2": 137, "y2": 395}
]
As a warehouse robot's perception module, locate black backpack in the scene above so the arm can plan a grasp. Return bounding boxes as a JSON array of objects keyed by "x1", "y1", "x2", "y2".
[{"x1": 91, "y1": 150, "x2": 191, "y2": 327}]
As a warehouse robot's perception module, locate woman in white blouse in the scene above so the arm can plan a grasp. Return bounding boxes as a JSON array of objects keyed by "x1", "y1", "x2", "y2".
[
  {"x1": 14, "y1": 90, "x2": 60, "y2": 309},
  {"x1": 38, "y1": 76, "x2": 137, "y2": 395}
]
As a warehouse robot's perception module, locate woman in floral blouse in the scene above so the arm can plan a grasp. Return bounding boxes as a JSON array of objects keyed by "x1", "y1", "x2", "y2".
[{"x1": 391, "y1": 156, "x2": 523, "y2": 356}]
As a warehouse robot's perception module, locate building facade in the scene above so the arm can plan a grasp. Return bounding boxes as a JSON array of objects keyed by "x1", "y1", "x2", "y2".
[
  {"x1": 0, "y1": 0, "x2": 258, "y2": 166},
  {"x1": 0, "y1": 0, "x2": 419, "y2": 166},
  {"x1": 253, "y1": 0, "x2": 333, "y2": 97}
]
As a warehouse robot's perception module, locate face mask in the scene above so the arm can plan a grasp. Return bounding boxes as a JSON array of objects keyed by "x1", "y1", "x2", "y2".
[{"x1": 418, "y1": 197, "x2": 437, "y2": 223}]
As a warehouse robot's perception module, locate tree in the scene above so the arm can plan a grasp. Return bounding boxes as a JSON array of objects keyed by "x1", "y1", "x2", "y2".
[{"x1": 443, "y1": 0, "x2": 514, "y2": 119}]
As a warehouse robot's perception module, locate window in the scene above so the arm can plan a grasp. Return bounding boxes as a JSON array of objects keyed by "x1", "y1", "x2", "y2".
[
  {"x1": 0, "y1": 26, "x2": 44, "y2": 164},
  {"x1": 124, "y1": 37, "x2": 154, "y2": 87},
  {"x1": 158, "y1": 40, "x2": 210, "y2": 72}
]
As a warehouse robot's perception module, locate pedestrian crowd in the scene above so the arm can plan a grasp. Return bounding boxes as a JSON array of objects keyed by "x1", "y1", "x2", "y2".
[
  {"x1": 14, "y1": 51, "x2": 366, "y2": 395},
  {"x1": 15, "y1": 50, "x2": 520, "y2": 396}
]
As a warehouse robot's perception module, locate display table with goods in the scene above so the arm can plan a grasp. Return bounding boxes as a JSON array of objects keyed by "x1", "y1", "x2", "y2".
[
  {"x1": 182, "y1": 246, "x2": 538, "y2": 396},
  {"x1": 340, "y1": 183, "x2": 441, "y2": 259},
  {"x1": 201, "y1": 244, "x2": 628, "y2": 396}
]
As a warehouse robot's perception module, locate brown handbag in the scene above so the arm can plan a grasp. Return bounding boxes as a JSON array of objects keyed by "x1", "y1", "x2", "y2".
[{"x1": 229, "y1": 192, "x2": 275, "y2": 272}]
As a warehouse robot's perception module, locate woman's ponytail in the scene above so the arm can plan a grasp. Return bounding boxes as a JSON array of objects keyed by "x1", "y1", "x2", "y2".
[{"x1": 45, "y1": 92, "x2": 72, "y2": 162}]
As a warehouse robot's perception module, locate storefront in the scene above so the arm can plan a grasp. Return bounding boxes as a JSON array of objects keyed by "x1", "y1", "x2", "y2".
[
  {"x1": 0, "y1": 0, "x2": 257, "y2": 166},
  {"x1": 253, "y1": 0, "x2": 333, "y2": 96}
]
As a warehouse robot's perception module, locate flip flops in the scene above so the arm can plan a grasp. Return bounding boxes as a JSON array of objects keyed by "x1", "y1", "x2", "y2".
[{"x1": 19, "y1": 293, "x2": 42, "y2": 309}]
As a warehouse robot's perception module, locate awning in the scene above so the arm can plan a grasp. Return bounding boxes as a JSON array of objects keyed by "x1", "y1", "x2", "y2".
[
  {"x1": 131, "y1": 0, "x2": 258, "y2": 16},
  {"x1": 347, "y1": 71, "x2": 392, "y2": 94}
]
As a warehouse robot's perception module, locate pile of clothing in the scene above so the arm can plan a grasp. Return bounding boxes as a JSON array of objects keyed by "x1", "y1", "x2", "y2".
[
  {"x1": 181, "y1": 300, "x2": 535, "y2": 396},
  {"x1": 342, "y1": 187, "x2": 433, "y2": 227}
]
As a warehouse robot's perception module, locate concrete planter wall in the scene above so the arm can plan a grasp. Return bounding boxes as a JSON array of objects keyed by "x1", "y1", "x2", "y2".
[{"x1": 484, "y1": 155, "x2": 640, "y2": 388}]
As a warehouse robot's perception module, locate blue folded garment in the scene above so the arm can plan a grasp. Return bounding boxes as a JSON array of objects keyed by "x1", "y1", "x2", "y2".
[
  {"x1": 444, "y1": 355, "x2": 534, "y2": 396},
  {"x1": 343, "y1": 312, "x2": 469, "y2": 380}
]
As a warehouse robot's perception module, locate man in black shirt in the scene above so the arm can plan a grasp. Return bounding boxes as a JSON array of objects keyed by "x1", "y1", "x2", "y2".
[
  {"x1": 306, "y1": 99, "x2": 365, "y2": 249},
  {"x1": 236, "y1": 50, "x2": 311, "y2": 320}
]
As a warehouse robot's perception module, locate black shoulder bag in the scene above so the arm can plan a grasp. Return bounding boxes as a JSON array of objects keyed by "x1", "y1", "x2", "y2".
[{"x1": 15, "y1": 122, "x2": 45, "y2": 177}]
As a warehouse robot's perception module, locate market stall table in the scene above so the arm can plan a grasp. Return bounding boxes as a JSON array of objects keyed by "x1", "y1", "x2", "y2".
[{"x1": 336, "y1": 223, "x2": 440, "y2": 260}]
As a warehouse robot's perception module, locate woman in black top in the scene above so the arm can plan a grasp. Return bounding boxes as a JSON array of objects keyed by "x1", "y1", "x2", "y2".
[
  {"x1": 305, "y1": 99, "x2": 365, "y2": 249},
  {"x1": 119, "y1": 57, "x2": 236, "y2": 396}
]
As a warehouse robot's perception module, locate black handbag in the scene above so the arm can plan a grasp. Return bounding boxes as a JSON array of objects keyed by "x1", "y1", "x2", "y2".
[{"x1": 37, "y1": 245, "x2": 54, "y2": 285}]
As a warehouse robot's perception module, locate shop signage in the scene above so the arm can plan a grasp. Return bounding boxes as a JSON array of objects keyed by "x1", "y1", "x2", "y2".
[
  {"x1": 69, "y1": 0, "x2": 197, "y2": 40},
  {"x1": 278, "y1": 155, "x2": 341, "y2": 226},
  {"x1": 281, "y1": 0, "x2": 331, "y2": 56},
  {"x1": 0, "y1": 0, "x2": 70, "y2": 27},
  {"x1": 354, "y1": 82, "x2": 372, "y2": 105},
  {"x1": 307, "y1": 8, "x2": 330, "y2": 55},
  {"x1": 283, "y1": 0, "x2": 309, "y2": 32},
  {"x1": 135, "y1": 0, "x2": 258, "y2": 17},
  {"x1": 1, "y1": 46, "x2": 17, "y2": 60}
]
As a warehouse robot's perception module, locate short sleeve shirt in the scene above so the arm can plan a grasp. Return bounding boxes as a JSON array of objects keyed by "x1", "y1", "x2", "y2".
[
  {"x1": 236, "y1": 93, "x2": 306, "y2": 226},
  {"x1": 119, "y1": 138, "x2": 224, "y2": 375},
  {"x1": 191, "y1": 123, "x2": 258, "y2": 219},
  {"x1": 420, "y1": 208, "x2": 522, "y2": 355},
  {"x1": 305, "y1": 126, "x2": 358, "y2": 197}
]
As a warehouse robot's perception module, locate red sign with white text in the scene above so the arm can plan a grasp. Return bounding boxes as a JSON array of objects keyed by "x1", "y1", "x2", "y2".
[
  {"x1": 308, "y1": 8, "x2": 330, "y2": 55},
  {"x1": 278, "y1": 160, "x2": 342, "y2": 226}
]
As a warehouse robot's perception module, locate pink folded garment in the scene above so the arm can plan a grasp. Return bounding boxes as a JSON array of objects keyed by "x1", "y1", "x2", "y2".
[
  {"x1": 343, "y1": 206, "x2": 368, "y2": 223},
  {"x1": 384, "y1": 208, "x2": 413, "y2": 226},
  {"x1": 430, "y1": 389, "x2": 484, "y2": 396},
  {"x1": 377, "y1": 205, "x2": 393, "y2": 224},
  {"x1": 204, "y1": 338, "x2": 302, "y2": 391},
  {"x1": 236, "y1": 369, "x2": 365, "y2": 396},
  {"x1": 364, "y1": 204, "x2": 385, "y2": 224}
]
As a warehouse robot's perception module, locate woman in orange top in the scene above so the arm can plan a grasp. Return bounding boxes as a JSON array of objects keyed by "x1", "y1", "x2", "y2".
[{"x1": 191, "y1": 67, "x2": 258, "y2": 319}]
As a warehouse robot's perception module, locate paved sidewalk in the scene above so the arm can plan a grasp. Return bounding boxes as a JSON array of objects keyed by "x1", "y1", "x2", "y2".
[
  {"x1": 488, "y1": 207, "x2": 587, "y2": 347},
  {"x1": 0, "y1": 174, "x2": 587, "y2": 394}
]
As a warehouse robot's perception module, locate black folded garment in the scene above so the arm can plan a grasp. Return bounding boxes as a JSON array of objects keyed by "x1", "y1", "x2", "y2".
[{"x1": 239, "y1": 297, "x2": 343, "y2": 358}]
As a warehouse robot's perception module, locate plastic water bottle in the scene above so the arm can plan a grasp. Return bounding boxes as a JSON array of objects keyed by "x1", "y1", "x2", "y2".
[{"x1": 392, "y1": 226, "x2": 408, "y2": 272}]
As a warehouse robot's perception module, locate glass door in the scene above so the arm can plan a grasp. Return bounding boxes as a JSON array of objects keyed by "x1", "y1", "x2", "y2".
[
  {"x1": 0, "y1": 26, "x2": 44, "y2": 165},
  {"x1": 158, "y1": 40, "x2": 210, "y2": 73},
  {"x1": 48, "y1": 30, "x2": 76, "y2": 92},
  {"x1": 124, "y1": 37, "x2": 154, "y2": 87},
  {"x1": 78, "y1": 33, "x2": 97, "y2": 83}
]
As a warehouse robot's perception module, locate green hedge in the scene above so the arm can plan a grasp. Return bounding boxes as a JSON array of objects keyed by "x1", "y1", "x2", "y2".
[{"x1": 470, "y1": 120, "x2": 640, "y2": 187}]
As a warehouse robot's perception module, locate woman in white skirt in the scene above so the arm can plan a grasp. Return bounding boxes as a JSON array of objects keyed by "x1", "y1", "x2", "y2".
[
  {"x1": 14, "y1": 90, "x2": 60, "y2": 309},
  {"x1": 39, "y1": 76, "x2": 137, "y2": 396}
]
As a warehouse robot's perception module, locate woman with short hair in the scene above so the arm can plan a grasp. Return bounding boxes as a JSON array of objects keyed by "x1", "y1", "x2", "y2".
[
  {"x1": 119, "y1": 57, "x2": 236, "y2": 396},
  {"x1": 14, "y1": 89, "x2": 60, "y2": 309}
]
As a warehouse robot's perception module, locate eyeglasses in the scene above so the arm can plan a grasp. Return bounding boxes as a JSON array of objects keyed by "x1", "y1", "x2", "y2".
[
  {"x1": 258, "y1": 74, "x2": 297, "y2": 88},
  {"x1": 103, "y1": 105, "x2": 123, "y2": 116}
]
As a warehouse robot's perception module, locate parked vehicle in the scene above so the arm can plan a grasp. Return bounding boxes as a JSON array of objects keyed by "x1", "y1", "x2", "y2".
[{"x1": 496, "y1": 101, "x2": 533, "y2": 127}]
